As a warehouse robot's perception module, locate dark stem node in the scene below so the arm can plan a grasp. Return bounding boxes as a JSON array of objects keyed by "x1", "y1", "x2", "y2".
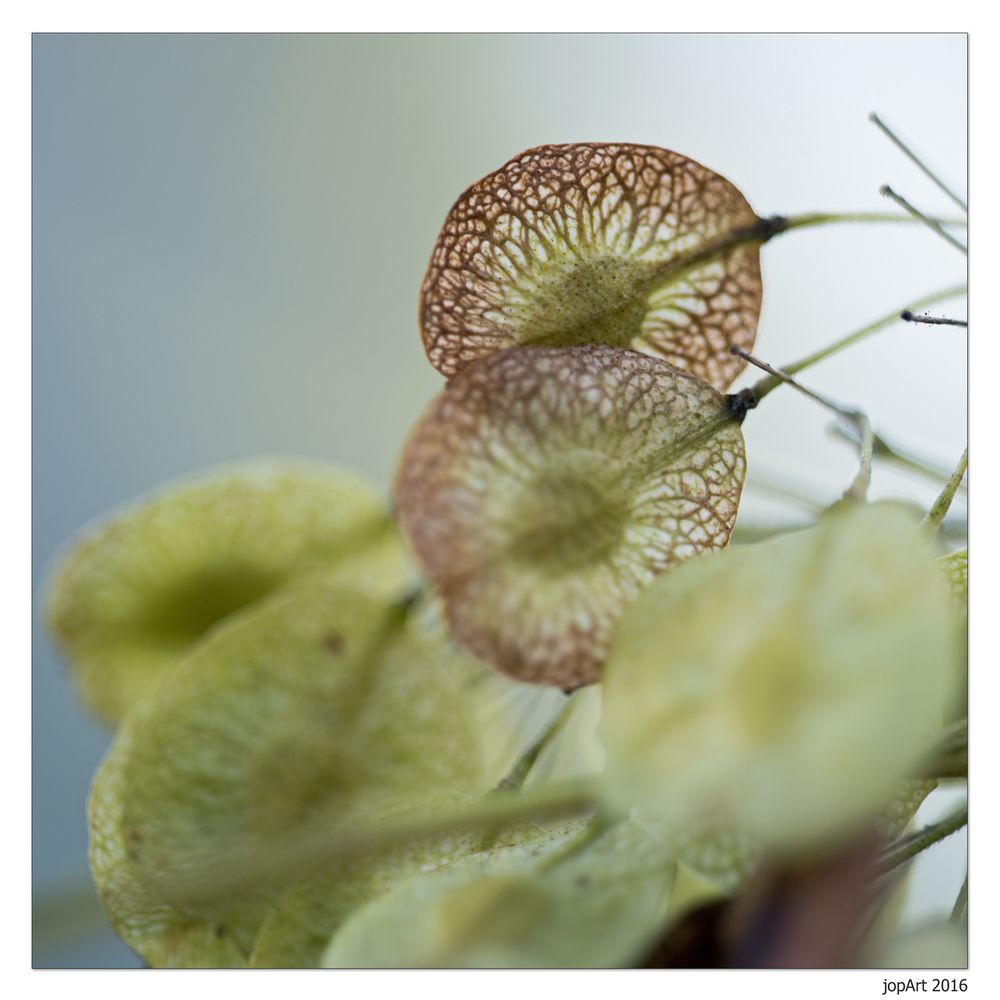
[{"x1": 726, "y1": 386, "x2": 760, "y2": 423}]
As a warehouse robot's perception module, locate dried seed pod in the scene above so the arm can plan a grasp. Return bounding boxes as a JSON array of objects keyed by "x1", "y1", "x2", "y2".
[
  {"x1": 46, "y1": 461, "x2": 409, "y2": 723},
  {"x1": 421, "y1": 143, "x2": 762, "y2": 389},
  {"x1": 395, "y1": 344, "x2": 747, "y2": 689}
]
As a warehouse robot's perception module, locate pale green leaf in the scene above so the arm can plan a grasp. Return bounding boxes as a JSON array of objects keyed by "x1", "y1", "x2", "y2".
[
  {"x1": 47, "y1": 461, "x2": 410, "y2": 723},
  {"x1": 601, "y1": 502, "x2": 962, "y2": 851}
]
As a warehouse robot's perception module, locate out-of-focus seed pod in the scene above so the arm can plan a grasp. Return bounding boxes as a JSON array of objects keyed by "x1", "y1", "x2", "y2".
[
  {"x1": 88, "y1": 583, "x2": 482, "y2": 966},
  {"x1": 421, "y1": 143, "x2": 763, "y2": 389},
  {"x1": 46, "y1": 461, "x2": 409, "y2": 723},
  {"x1": 601, "y1": 502, "x2": 963, "y2": 851},
  {"x1": 395, "y1": 344, "x2": 746, "y2": 689}
]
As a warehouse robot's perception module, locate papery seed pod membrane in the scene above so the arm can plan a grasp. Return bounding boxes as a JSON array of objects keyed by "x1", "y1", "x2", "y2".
[
  {"x1": 395, "y1": 344, "x2": 747, "y2": 689},
  {"x1": 421, "y1": 143, "x2": 762, "y2": 389},
  {"x1": 323, "y1": 821, "x2": 672, "y2": 969},
  {"x1": 46, "y1": 461, "x2": 409, "y2": 723},
  {"x1": 252, "y1": 818, "x2": 586, "y2": 968},
  {"x1": 90, "y1": 583, "x2": 482, "y2": 965},
  {"x1": 601, "y1": 502, "x2": 963, "y2": 852}
]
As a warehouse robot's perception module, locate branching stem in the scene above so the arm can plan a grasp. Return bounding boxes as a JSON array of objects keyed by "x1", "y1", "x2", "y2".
[
  {"x1": 830, "y1": 424, "x2": 968, "y2": 495},
  {"x1": 732, "y1": 347, "x2": 874, "y2": 502},
  {"x1": 749, "y1": 285, "x2": 966, "y2": 398}
]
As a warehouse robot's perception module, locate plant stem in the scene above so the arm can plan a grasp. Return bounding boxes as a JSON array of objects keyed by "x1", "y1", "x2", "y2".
[
  {"x1": 642, "y1": 215, "x2": 964, "y2": 304},
  {"x1": 880, "y1": 185, "x2": 968, "y2": 254},
  {"x1": 829, "y1": 423, "x2": 968, "y2": 495},
  {"x1": 749, "y1": 285, "x2": 966, "y2": 400},
  {"x1": 869, "y1": 112, "x2": 968, "y2": 213},
  {"x1": 494, "y1": 692, "x2": 580, "y2": 793},
  {"x1": 732, "y1": 347, "x2": 874, "y2": 502},
  {"x1": 875, "y1": 805, "x2": 967, "y2": 877},
  {"x1": 175, "y1": 778, "x2": 601, "y2": 902},
  {"x1": 923, "y1": 450, "x2": 969, "y2": 534},
  {"x1": 779, "y1": 211, "x2": 966, "y2": 231},
  {"x1": 902, "y1": 311, "x2": 967, "y2": 328}
]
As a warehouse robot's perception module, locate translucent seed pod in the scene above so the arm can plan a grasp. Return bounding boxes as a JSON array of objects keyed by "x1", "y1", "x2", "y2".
[
  {"x1": 421, "y1": 143, "x2": 763, "y2": 389},
  {"x1": 395, "y1": 344, "x2": 747, "y2": 689},
  {"x1": 601, "y1": 502, "x2": 964, "y2": 852},
  {"x1": 90, "y1": 583, "x2": 482, "y2": 966},
  {"x1": 46, "y1": 461, "x2": 409, "y2": 723}
]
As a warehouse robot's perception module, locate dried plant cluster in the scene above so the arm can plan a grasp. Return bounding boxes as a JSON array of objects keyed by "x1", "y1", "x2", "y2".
[{"x1": 45, "y1": 139, "x2": 967, "y2": 969}]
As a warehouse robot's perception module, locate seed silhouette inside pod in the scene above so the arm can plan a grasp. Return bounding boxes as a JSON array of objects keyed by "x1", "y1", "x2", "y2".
[
  {"x1": 421, "y1": 143, "x2": 763, "y2": 388},
  {"x1": 46, "y1": 461, "x2": 409, "y2": 723},
  {"x1": 395, "y1": 344, "x2": 747, "y2": 689}
]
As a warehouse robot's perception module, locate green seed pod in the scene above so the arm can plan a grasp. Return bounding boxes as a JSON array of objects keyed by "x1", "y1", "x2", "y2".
[
  {"x1": 421, "y1": 143, "x2": 762, "y2": 389},
  {"x1": 395, "y1": 344, "x2": 746, "y2": 689},
  {"x1": 323, "y1": 820, "x2": 672, "y2": 969},
  {"x1": 601, "y1": 502, "x2": 963, "y2": 852},
  {"x1": 89, "y1": 583, "x2": 482, "y2": 966},
  {"x1": 251, "y1": 817, "x2": 585, "y2": 968},
  {"x1": 46, "y1": 461, "x2": 409, "y2": 723}
]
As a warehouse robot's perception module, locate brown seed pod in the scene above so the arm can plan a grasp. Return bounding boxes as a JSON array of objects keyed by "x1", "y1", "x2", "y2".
[
  {"x1": 395, "y1": 345, "x2": 746, "y2": 689},
  {"x1": 420, "y1": 143, "x2": 763, "y2": 389}
]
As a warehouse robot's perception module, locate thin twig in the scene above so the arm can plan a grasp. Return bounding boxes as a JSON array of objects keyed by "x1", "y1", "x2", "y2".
[
  {"x1": 171, "y1": 778, "x2": 601, "y2": 903},
  {"x1": 747, "y1": 286, "x2": 965, "y2": 392},
  {"x1": 494, "y1": 692, "x2": 580, "y2": 793},
  {"x1": 875, "y1": 805, "x2": 967, "y2": 877},
  {"x1": 830, "y1": 424, "x2": 968, "y2": 496},
  {"x1": 733, "y1": 347, "x2": 874, "y2": 502},
  {"x1": 880, "y1": 185, "x2": 967, "y2": 254},
  {"x1": 901, "y1": 310, "x2": 967, "y2": 328},
  {"x1": 869, "y1": 112, "x2": 967, "y2": 213}
]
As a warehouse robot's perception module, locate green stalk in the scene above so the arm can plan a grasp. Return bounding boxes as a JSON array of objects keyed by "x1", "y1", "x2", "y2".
[
  {"x1": 923, "y1": 450, "x2": 969, "y2": 534},
  {"x1": 494, "y1": 692, "x2": 580, "y2": 793},
  {"x1": 750, "y1": 285, "x2": 966, "y2": 401},
  {"x1": 875, "y1": 806, "x2": 967, "y2": 877},
  {"x1": 880, "y1": 185, "x2": 967, "y2": 254},
  {"x1": 869, "y1": 112, "x2": 967, "y2": 213},
  {"x1": 830, "y1": 424, "x2": 968, "y2": 495},
  {"x1": 780, "y1": 211, "x2": 966, "y2": 231}
]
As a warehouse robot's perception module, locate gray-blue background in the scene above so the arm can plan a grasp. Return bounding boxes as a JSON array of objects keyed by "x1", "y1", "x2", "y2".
[{"x1": 33, "y1": 34, "x2": 967, "y2": 967}]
